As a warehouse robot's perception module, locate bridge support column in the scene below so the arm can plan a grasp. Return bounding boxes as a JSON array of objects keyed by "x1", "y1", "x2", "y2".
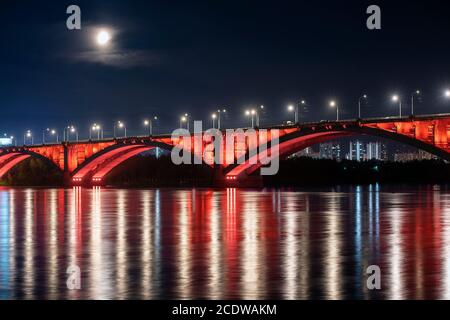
[
  {"x1": 62, "y1": 145, "x2": 72, "y2": 187},
  {"x1": 63, "y1": 171, "x2": 72, "y2": 187}
]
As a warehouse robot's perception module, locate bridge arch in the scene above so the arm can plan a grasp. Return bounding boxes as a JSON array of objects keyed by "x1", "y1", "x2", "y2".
[
  {"x1": 71, "y1": 141, "x2": 173, "y2": 185},
  {"x1": 0, "y1": 149, "x2": 63, "y2": 180},
  {"x1": 224, "y1": 124, "x2": 450, "y2": 179}
]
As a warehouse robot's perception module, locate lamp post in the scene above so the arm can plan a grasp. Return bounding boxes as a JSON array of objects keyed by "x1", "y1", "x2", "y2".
[
  {"x1": 64, "y1": 126, "x2": 78, "y2": 142},
  {"x1": 24, "y1": 130, "x2": 33, "y2": 145},
  {"x1": 245, "y1": 106, "x2": 263, "y2": 127},
  {"x1": 50, "y1": 129, "x2": 59, "y2": 143},
  {"x1": 287, "y1": 105, "x2": 295, "y2": 123},
  {"x1": 287, "y1": 100, "x2": 306, "y2": 123},
  {"x1": 245, "y1": 109, "x2": 256, "y2": 128},
  {"x1": 42, "y1": 128, "x2": 58, "y2": 143},
  {"x1": 358, "y1": 94, "x2": 367, "y2": 119},
  {"x1": 216, "y1": 109, "x2": 226, "y2": 129},
  {"x1": 90, "y1": 124, "x2": 102, "y2": 140},
  {"x1": 411, "y1": 90, "x2": 420, "y2": 115},
  {"x1": 211, "y1": 113, "x2": 217, "y2": 129},
  {"x1": 114, "y1": 121, "x2": 126, "y2": 138},
  {"x1": 257, "y1": 105, "x2": 264, "y2": 127},
  {"x1": 180, "y1": 114, "x2": 189, "y2": 131},
  {"x1": 329, "y1": 100, "x2": 339, "y2": 121},
  {"x1": 144, "y1": 116, "x2": 158, "y2": 136},
  {"x1": 445, "y1": 89, "x2": 450, "y2": 99},
  {"x1": 392, "y1": 95, "x2": 402, "y2": 117},
  {"x1": 43, "y1": 128, "x2": 49, "y2": 144}
]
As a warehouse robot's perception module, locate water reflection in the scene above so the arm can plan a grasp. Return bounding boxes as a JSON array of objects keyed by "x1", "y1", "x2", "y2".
[
  {"x1": 324, "y1": 193, "x2": 342, "y2": 299},
  {"x1": 24, "y1": 189, "x2": 34, "y2": 299},
  {"x1": 387, "y1": 196, "x2": 404, "y2": 300},
  {"x1": 0, "y1": 185, "x2": 449, "y2": 299},
  {"x1": 0, "y1": 191, "x2": 10, "y2": 298},
  {"x1": 140, "y1": 190, "x2": 153, "y2": 299}
]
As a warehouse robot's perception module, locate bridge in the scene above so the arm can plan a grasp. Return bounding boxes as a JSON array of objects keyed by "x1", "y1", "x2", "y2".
[{"x1": 1, "y1": 114, "x2": 450, "y2": 187}]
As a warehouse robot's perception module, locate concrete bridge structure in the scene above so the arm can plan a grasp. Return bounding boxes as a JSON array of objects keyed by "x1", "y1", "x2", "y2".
[{"x1": 1, "y1": 114, "x2": 450, "y2": 186}]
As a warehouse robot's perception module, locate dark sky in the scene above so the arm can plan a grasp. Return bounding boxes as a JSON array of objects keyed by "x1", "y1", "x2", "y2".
[{"x1": 1, "y1": 0, "x2": 450, "y2": 139}]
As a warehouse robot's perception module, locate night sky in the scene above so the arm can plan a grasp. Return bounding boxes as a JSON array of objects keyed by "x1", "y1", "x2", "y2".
[{"x1": 1, "y1": 0, "x2": 450, "y2": 139}]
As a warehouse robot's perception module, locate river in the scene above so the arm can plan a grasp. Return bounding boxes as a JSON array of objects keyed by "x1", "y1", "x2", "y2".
[{"x1": 0, "y1": 185, "x2": 449, "y2": 299}]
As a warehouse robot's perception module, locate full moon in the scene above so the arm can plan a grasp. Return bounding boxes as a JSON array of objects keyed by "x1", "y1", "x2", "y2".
[{"x1": 96, "y1": 30, "x2": 111, "y2": 46}]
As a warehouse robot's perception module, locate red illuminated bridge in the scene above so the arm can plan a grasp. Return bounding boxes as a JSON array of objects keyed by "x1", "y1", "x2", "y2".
[{"x1": 1, "y1": 114, "x2": 450, "y2": 187}]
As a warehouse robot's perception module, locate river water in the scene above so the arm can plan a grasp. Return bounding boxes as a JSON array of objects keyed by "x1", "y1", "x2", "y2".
[{"x1": 0, "y1": 185, "x2": 449, "y2": 299}]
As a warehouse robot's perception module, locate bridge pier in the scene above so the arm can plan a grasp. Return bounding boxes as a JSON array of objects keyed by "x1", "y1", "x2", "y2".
[
  {"x1": 213, "y1": 169, "x2": 263, "y2": 188},
  {"x1": 63, "y1": 171, "x2": 73, "y2": 187}
]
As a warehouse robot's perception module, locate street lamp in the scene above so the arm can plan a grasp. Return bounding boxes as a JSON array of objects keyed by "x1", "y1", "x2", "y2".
[
  {"x1": 358, "y1": 94, "x2": 367, "y2": 119},
  {"x1": 288, "y1": 100, "x2": 306, "y2": 123},
  {"x1": 216, "y1": 109, "x2": 226, "y2": 129},
  {"x1": 411, "y1": 90, "x2": 421, "y2": 115},
  {"x1": 24, "y1": 130, "x2": 33, "y2": 145},
  {"x1": 245, "y1": 110, "x2": 251, "y2": 127},
  {"x1": 329, "y1": 100, "x2": 339, "y2": 121},
  {"x1": 287, "y1": 100, "x2": 306, "y2": 123},
  {"x1": 257, "y1": 105, "x2": 264, "y2": 126},
  {"x1": 245, "y1": 109, "x2": 258, "y2": 128},
  {"x1": 287, "y1": 104, "x2": 295, "y2": 123},
  {"x1": 90, "y1": 123, "x2": 102, "y2": 140},
  {"x1": 298, "y1": 100, "x2": 306, "y2": 122},
  {"x1": 43, "y1": 128, "x2": 58, "y2": 143},
  {"x1": 392, "y1": 94, "x2": 402, "y2": 117},
  {"x1": 211, "y1": 113, "x2": 217, "y2": 129},
  {"x1": 50, "y1": 129, "x2": 59, "y2": 143},
  {"x1": 64, "y1": 126, "x2": 78, "y2": 142},
  {"x1": 445, "y1": 89, "x2": 450, "y2": 98},
  {"x1": 245, "y1": 106, "x2": 263, "y2": 128},
  {"x1": 43, "y1": 128, "x2": 49, "y2": 144},
  {"x1": 114, "y1": 121, "x2": 127, "y2": 138},
  {"x1": 143, "y1": 116, "x2": 158, "y2": 136},
  {"x1": 180, "y1": 114, "x2": 189, "y2": 131}
]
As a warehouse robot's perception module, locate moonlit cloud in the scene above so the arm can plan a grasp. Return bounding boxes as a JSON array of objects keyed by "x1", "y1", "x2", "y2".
[
  {"x1": 61, "y1": 24, "x2": 161, "y2": 69},
  {"x1": 75, "y1": 49, "x2": 160, "y2": 68}
]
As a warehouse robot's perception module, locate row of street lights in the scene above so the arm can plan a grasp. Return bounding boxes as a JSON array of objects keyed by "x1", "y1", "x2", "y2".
[
  {"x1": 211, "y1": 109, "x2": 226, "y2": 129},
  {"x1": 17, "y1": 89, "x2": 450, "y2": 145},
  {"x1": 391, "y1": 90, "x2": 421, "y2": 118},
  {"x1": 244, "y1": 105, "x2": 264, "y2": 127},
  {"x1": 22, "y1": 117, "x2": 158, "y2": 145},
  {"x1": 287, "y1": 89, "x2": 450, "y2": 123},
  {"x1": 180, "y1": 109, "x2": 228, "y2": 130}
]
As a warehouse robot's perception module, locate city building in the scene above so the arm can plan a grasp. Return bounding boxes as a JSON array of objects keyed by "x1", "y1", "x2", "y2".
[
  {"x1": 319, "y1": 142, "x2": 341, "y2": 160},
  {"x1": 366, "y1": 142, "x2": 387, "y2": 161},
  {"x1": 394, "y1": 150, "x2": 436, "y2": 162},
  {"x1": 0, "y1": 136, "x2": 13, "y2": 146},
  {"x1": 292, "y1": 147, "x2": 320, "y2": 159},
  {"x1": 346, "y1": 140, "x2": 388, "y2": 161},
  {"x1": 348, "y1": 140, "x2": 365, "y2": 161}
]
